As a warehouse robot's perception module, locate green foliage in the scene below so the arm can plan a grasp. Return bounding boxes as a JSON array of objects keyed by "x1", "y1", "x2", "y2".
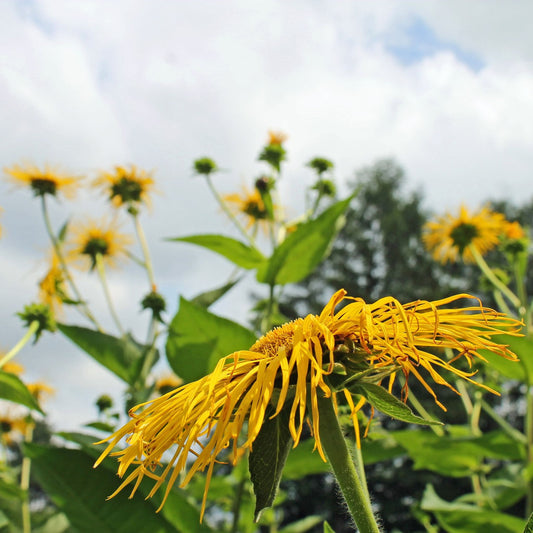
[
  {"x1": 58, "y1": 325, "x2": 157, "y2": 385},
  {"x1": 0, "y1": 370, "x2": 43, "y2": 413},
  {"x1": 166, "y1": 297, "x2": 257, "y2": 383},
  {"x1": 249, "y1": 406, "x2": 293, "y2": 520},
  {"x1": 169, "y1": 234, "x2": 266, "y2": 269},
  {"x1": 257, "y1": 195, "x2": 354, "y2": 286}
]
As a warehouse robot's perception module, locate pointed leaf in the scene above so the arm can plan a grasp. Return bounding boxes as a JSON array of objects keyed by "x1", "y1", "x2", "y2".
[
  {"x1": 478, "y1": 333, "x2": 530, "y2": 383},
  {"x1": 166, "y1": 297, "x2": 257, "y2": 383},
  {"x1": 191, "y1": 278, "x2": 240, "y2": 308},
  {"x1": 0, "y1": 370, "x2": 43, "y2": 413},
  {"x1": 58, "y1": 325, "x2": 158, "y2": 385},
  {"x1": 250, "y1": 406, "x2": 293, "y2": 521},
  {"x1": 257, "y1": 194, "x2": 354, "y2": 285},
  {"x1": 351, "y1": 383, "x2": 442, "y2": 426},
  {"x1": 525, "y1": 511, "x2": 533, "y2": 533},
  {"x1": 323, "y1": 522, "x2": 335, "y2": 533},
  {"x1": 169, "y1": 234, "x2": 266, "y2": 269},
  {"x1": 278, "y1": 515, "x2": 324, "y2": 533}
]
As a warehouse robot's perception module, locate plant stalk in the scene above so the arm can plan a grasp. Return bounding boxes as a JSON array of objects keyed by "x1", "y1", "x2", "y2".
[
  {"x1": 317, "y1": 393, "x2": 381, "y2": 533},
  {"x1": 95, "y1": 254, "x2": 125, "y2": 336},
  {"x1": 0, "y1": 321, "x2": 39, "y2": 368}
]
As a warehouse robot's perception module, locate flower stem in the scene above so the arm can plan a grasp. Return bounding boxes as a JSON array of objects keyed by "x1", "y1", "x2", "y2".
[
  {"x1": 40, "y1": 196, "x2": 102, "y2": 330},
  {"x1": 21, "y1": 423, "x2": 34, "y2": 533},
  {"x1": 317, "y1": 393, "x2": 381, "y2": 533},
  {"x1": 132, "y1": 213, "x2": 155, "y2": 288},
  {"x1": 205, "y1": 174, "x2": 258, "y2": 249},
  {"x1": 95, "y1": 254, "x2": 125, "y2": 336},
  {"x1": 469, "y1": 244, "x2": 522, "y2": 311},
  {"x1": 0, "y1": 321, "x2": 39, "y2": 368},
  {"x1": 526, "y1": 386, "x2": 533, "y2": 516}
]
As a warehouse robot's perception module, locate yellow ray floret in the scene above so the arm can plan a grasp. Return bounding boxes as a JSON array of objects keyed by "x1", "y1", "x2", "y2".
[
  {"x1": 95, "y1": 289, "x2": 521, "y2": 520},
  {"x1": 4, "y1": 163, "x2": 81, "y2": 198},
  {"x1": 423, "y1": 204, "x2": 508, "y2": 263}
]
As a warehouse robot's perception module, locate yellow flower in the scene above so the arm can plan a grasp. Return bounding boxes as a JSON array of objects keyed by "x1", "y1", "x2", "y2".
[
  {"x1": 95, "y1": 289, "x2": 520, "y2": 519},
  {"x1": 94, "y1": 165, "x2": 155, "y2": 209},
  {"x1": 0, "y1": 412, "x2": 30, "y2": 445},
  {"x1": 424, "y1": 204, "x2": 507, "y2": 263},
  {"x1": 223, "y1": 186, "x2": 272, "y2": 229},
  {"x1": 267, "y1": 130, "x2": 288, "y2": 146},
  {"x1": 27, "y1": 382, "x2": 54, "y2": 403},
  {"x1": 503, "y1": 221, "x2": 526, "y2": 240},
  {"x1": 4, "y1": 163, "x2": 81, "y2": 198},
  {"x1": 39, "y1": 252, "x2": 69, "y2": 316},
  {"x1": 69, "y1": 217, "x2": 132, "y2": 270},
  {"x1": 1, "y1": 360, "x2": 25, "y2": 375}
]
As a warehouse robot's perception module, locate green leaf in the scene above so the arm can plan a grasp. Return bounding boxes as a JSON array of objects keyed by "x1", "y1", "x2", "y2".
[
  {"x1": 361, "y1": 432, "x2": 405, "y2": 465},
  {"x1": 0, "y1": 370, "x2": 43, "y2": 413},
  {"x1": 191, "y1": 278, "x2": 240, "y2": 308},
  {"x1": 323, "y1": 522, "x2": 335, "y2": 533},
  {"x1": 84, "y1": 421, "x2": 116, "y2": 433},
  {"x1": 0, "y1": 510, "x2": 8, "y2": 529},
  {"x1": 257, "y1": 195, "x2": 354, "y2": 285},
  {"x1": 278, "y1": 515, "x2": 324, "y2": 533},
  {"x1": 479, "y1": 333, "x2": 530, "y2": 383},
  {"x1": 0, "y1": 476, "x2": 26, "y2": 501},
  {"x1": 421, "y1": 484, "x2": 526, "y2": 533},
  {"x1": 524, "y1": 511, "x2": 533, "y2": 533},
  {"x1": 282, "y1": 438, "x2": 329, "y2": 479},
  {"x1": 25, "y1": 443, "x2": 214, "y2": 533},
  {"x1": 57, "y1": 220, "x2": 69, "y2": 245},
  {"x1": 169, "y1": 234, "x2": 266, "y2": 269},
  {"x1": 351, "y1": 383, "x2": 443, "y2": 426},
  {"x1": 249, "y1": 406, "x2": 293, "y2": 521},
  {"x1": 58, "y1": 325, "x2": 158, "y2": 385},
  {"x1": 166, "y1": 297, "x2": 257, "y2": 383}
]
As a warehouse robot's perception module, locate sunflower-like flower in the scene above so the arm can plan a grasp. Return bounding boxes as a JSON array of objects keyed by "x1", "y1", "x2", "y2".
[
  {"x1": 27, "y1": 381, "x2": 54, "y2": 403},
  {"x1": 95, "y1": 289, "x2": 521, "y2": 519},
  {"x1": 423, "y1": 204, "x2": 508, "y2": 263},
  {"x1": 94, "y1": 165, "x2": 155, "y2": 210},
  {"x1": 38, "y1": 252, "x2": 69, "y2": 316},
  {"x1": 0, "y1": 412, "x2": 30, "y2": 446},
  {"x1": 154, "y1": 374, "x2": 183, "y2": 396},
  {"x1": 4, "y1": 163, "x2": 81, "y2": 199},
  {"x1": 267, "y1": 131, "x2": 288, "y2": 146},
  {"x1": 69, "y1": 217, "x2": 132, "y2": 270},
  {"x1": 223, "y1": 185, "x2": 273, "y2": 229}
]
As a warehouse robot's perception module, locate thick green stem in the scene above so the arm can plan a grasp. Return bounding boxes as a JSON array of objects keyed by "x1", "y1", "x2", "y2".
[
  {"x1": 317, "y1": 394, "x2": 381, "y2": 533},
  {"x1": 0, "y1": 321, "x2": 39, "y2": 368},
  {"x1": 95, "y1": 254, "x2": 124, "y2": 336},
  {"x1": 469, "y1": 245, "x2": 522, "y2": 311},
  {"x1": 205, "y1": 174, "x2": 258, "y2": 249},
  {"x1": 40, "y1": 196, "x2": 102, "y2": 330}
]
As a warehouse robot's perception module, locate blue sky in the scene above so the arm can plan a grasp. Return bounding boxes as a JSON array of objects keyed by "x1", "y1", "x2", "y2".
[{"x1": 1, "y1": 0, "x2": 533, "y2": 429}]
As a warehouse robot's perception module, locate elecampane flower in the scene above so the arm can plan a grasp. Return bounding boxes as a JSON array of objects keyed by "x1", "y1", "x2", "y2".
[
  {"x1": 423, "y1": 204, "x2": 507, "y2": 263},
  {"x1": 95, "y1": 289, "x2": 521, "y2": 519},
  {"x1": 69, "y1": 218, "x2": 132, "y2": 270},
  {"x1": 223, "y1": 186, "x2": 272, "y2": 229},
  {"x1": 267, "y1": 130, "x2": 288, "y2": 146},
  {"x1": 94, "y1": 165, "x2": 154, "y2": 209},
  {"x1": 4, "y1": 163, "x2": 81, "y2": 198},
  {"x1": 0, "y1": 413, "x2": 30, "y2": 445}
]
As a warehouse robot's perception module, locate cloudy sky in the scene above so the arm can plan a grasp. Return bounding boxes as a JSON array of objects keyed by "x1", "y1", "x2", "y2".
[{"x1": 1, "y1": 0, "x2": 533, "y2": 429}]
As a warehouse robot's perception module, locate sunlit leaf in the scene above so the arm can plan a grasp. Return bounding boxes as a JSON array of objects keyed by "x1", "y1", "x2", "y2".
[{"x1": 0, "y1": 370, "x2": 43, "y2": 413}]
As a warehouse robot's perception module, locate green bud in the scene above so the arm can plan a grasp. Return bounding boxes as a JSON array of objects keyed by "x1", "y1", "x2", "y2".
[
  {"x1": 307, "y1": 157, "x2": 334, "y2": 175},
  {"x1": 193, "y1": 157, "x2": 218, "y2": 176},
  {"x1": 258, "y1": 144, "x2": 286, "y2": 173},
  {"x1": 96, "y1": 394, "x2": 114, "y2": 413},
  {"x1": 17, "y1": 303, "x2": 56, "y2": 342},
  {"x1": 141, "y1": 290, "x2": 167, "y2": 322},
  {"x1": 311, "y1": 178, "x2": 336, "y2": 198},
  {"x1": 255, "y1": 176, "x2": 276, "y2": 193}
]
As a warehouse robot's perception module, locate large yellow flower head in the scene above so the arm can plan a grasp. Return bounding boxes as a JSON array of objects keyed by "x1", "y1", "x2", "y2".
[
  {"x1": 4, "y1": 163, "x2": 81, "y2": 199},
  {"x1": 94, "y1": 165, "x2": 155, "y2": 210},
  {"x1": 95, "y1": 289, "x2": 520, "y2": 519},
  {"x1": 423, "y1": 204, "x2": 508, "y2": 264},
  {"x1": 69, "y1": 217, "x2": 132, "y2": 270}
]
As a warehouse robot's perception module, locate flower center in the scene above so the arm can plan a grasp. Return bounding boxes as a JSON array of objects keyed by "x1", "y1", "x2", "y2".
[
  {"x1": 0, "y1": 420, "x2": 13, "y2": 433},
  {"x1": 450, "y1": 222, "x2": 479, "y2": 252},
  {"x1": 111, "y1": 177, "x2": 143, "y2": 203},
  {"x1": 250, "y1": 320, "x2": 301, "y2": 358},
  {"x1": 30, "y1": 177, "x2": 57, "y2": 197},
  {"x1": 83, "y1": 237, "x2": 110, "y2": 258}
]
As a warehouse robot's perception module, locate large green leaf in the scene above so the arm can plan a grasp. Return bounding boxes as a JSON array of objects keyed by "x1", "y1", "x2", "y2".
[
  {"x1": 166, "y1": 297, "x2": 257, "y2": 383},
  {"x1": 421, "y1": 484, "x2": 525, "y2": 533},
  {"x1": 249, "y1": 406, "x2": 293, "y2": 521},
  {"x1": 25, "y1": 443, "x2": 213, "y2": 533},
  {"x1": 282, "y1": 439, "x2": 329, "y2": 479},
  {"x1": 257, "y1": 195, "x2": 354, "y2": 286},
  {"x1": 351, "y1": 383, "x2": 442, "y2": 426},
  {"x1": 58, "y1": 325, "x2": 157, "y2": 385},
  {"x1": 168, "y1": 234, "x2": 266, "y2": 269},
  {"x1": 0, "y1": 370, "x2": 43, "y2": 413}
]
